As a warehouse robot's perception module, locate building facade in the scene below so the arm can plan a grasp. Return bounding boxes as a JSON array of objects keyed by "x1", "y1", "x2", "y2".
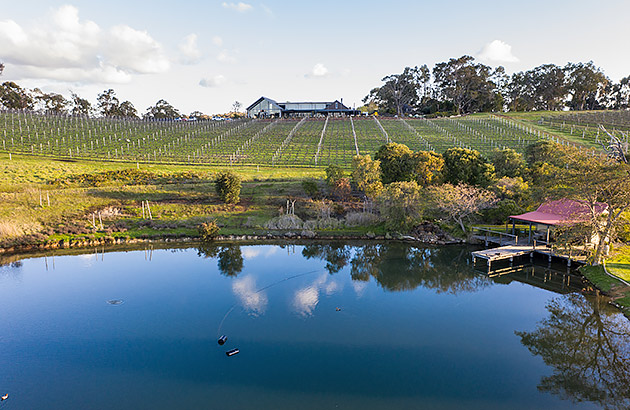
[{"x1": 246, "y1": 96, "x2": 359, "y2": 118}]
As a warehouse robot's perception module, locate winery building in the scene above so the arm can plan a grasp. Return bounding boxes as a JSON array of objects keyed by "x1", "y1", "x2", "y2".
[{"x1": 246, "y1": 96, "x2": 359, "y2": 118}]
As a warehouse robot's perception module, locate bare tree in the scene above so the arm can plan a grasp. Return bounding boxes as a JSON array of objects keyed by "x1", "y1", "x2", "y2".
[
  {"x1": 598, "y1": 125, "x2": 628, "y2": 163},
  {"x1": 231, "y1": 101, "x2": 242, "y2": 113},
  {"x1": 430, "y1": 183, "x2": 497, "y2": 232}
]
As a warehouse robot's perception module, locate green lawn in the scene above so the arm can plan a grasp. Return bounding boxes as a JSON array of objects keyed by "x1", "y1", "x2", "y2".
[
  {"x1": 0, "y1": 153, "x2": 334, "y2": 248},
  {"x1": 606, "y1": 245, "x2": 630, "y2": 282},
  {"x1": 580, "y1": 263, "x2": 630, "y2": 316}
]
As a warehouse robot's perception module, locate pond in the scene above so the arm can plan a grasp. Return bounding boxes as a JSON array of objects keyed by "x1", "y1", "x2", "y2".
[{"x1": 1, "y1": 242, "x2": 629, "y2": 410}]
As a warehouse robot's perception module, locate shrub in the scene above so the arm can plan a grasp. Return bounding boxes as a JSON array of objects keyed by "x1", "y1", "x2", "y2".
[
  {"x1": 344, "y1": 212, "x2": 380, "y2": 227},
  {"x1": 325, "y1": 164, "x2": 345, "y2": 187},
  {"x1": 374, "y1": 142, "x2": 416, "y2": 184},
  {"x1": 491, "y1": 148, "x2": 526, "y2": 178},
  {"x1": 264, "y1": 214, "x2": 304, "y2": 230},
  {"x1": 483, "y1": 199, "x2": 523, "y2": 225},
  {"x1": 618, "y1": 213, "x2": 630, "y2": 243},
  {"x1": 351, "y1": 155, "x2": 383, "y2": 199},
  {"x1": 378, "y1": 181, "x2": 423, "y2": 230},
  {"x1": 331, "y1": 177, "x2": 351, "y2": 200},
  {"x1": 215, "y1": 170, "x2": 241, "y2": 204},
  {"x1": 414, "y1": 150, "x2": 444, "y2": 186},
  {"x1": 443, "y1": 147, "x2": 495, "y2": 187},
  {"x1": 492, "y1": 176, "x2": 530, "y2": 204},
  {"x1": 198, "y1": 221, "x2": 220, "y2": 241},
  {"x1": 302, "y1": 179, "x2": 320, "y2": 198}
]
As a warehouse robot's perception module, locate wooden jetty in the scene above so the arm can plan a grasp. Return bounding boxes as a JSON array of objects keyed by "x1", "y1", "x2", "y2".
[
  {"x1": 472, "y1": 245, "x2": 534, "y2": 270},
  {"x1": 472, "y1": 242, "x2": 588, "y2": 271}
]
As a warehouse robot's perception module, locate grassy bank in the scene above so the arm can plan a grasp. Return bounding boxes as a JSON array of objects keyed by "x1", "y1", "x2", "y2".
[
  {"x1": 0, "y1": 153, "x2": 388, "y2": 251},
  {"x1": 606, "y1": 245, "x2": 630, "y2": 282},
  {"x1": 580, "y1": 264, "x2": 630, "y2": 315}
]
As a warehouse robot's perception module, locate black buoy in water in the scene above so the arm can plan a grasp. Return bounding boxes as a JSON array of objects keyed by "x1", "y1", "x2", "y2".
[
  {"x1": 226, "y1": 348, "x2": 240, "y2": 357},
  {"x1": 218, "y1": 335, "x2": 228, "y2": 345}
]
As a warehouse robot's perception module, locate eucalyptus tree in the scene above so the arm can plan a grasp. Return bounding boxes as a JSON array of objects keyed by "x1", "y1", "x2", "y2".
[
  {"x1": 144, "y1": 99, "x2": 181, "y2": 119},
  {"x1": 33, "y1": 89, "x2": 69, "y2": 114},
  {"x1": 564, "y1": 61, "x2": 609, "y2": 110},
  {"x1": 70, "y1": 92, "x2": 92, "y2": 116},
  {"x1": 0, "y1": 81, "x2": 33, "y2": 110},
  {"x1": 97, "y1": 89, "x2": 121, "y2": 117},
  {"x1": 506, "y1": 71, "x2": 537, "y2": 111},
  {"x1": 432, "y1": 55, "x2": 500, "y2": 114},
  {"x1": 608, "y1": 76, "x2": 630, "y2": 109},
  {"x1": 533, "y1": 64, "x2": 566, "y2": 110},
  {"x1": 118, "y1": 101, "x2": 138, "y2": 118},
  {"x1": 363, "y1": 66, "x2": 423, "y2": 116}
]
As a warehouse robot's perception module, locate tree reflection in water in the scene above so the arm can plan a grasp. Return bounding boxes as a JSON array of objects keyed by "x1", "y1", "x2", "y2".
[
  {"x1": 302, "y1": 242, "x2": 490, "y2": 294},
  {"x1": 351, "y1": 243, "x2": 491, "y2": 293},
  {"x1": 302, "y1": 244, "x2": 351, "y2": 274},
  {"x1": 516, "y1": 293, "x2": 630, "y2": 410},
  {"x1": 197, "y1": 243, "x2": 244, "y2": 277}
]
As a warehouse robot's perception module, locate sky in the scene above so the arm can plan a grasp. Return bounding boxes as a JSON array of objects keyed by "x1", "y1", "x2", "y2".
[{"x1": 1, "y1": 0, "x2": 629, "y2": 115}]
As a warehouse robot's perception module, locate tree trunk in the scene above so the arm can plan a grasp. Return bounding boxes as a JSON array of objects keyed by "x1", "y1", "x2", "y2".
[
  {"x1": 456, "y1": 217, "x2": 466, "y2": 233},
  {"x1": 593, "y1": 211, "x2": 615, "y2": 265}
]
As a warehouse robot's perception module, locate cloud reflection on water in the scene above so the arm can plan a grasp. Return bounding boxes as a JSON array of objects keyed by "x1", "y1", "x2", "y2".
[
  {"x1": 241, "y1": 246, "x2": 278, "y2": 260},
  {"x1": 292, "y1": 273, "x2": 343, "y2": 317},
  {"x1": 232, "y1": 275, "x2": 267, "y2": 316}
]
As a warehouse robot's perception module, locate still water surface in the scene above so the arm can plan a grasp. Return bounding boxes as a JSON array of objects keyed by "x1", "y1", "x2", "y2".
[{"x1": 1, "y1": 242, "x2": 629, "y2": 409}]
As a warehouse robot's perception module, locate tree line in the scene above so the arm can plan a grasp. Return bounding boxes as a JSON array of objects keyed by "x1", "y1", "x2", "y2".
[
  {"x1": 339, "y1": 139, "x2": 630, "y2": 265},
  {"x1": 364, "y1": 56, "x2": 630, "y2": 116},
  {"x1": 0, "y1": 82, "x2": 186, "y2": 119}
]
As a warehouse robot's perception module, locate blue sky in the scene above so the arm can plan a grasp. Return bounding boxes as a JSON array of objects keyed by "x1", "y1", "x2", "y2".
[{"x1": 1, "y1": 0, "x2": 628, "y2": 114}]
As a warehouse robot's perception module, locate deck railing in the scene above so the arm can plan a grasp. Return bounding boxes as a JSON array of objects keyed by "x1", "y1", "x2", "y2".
[{"x1": 472, "y1": 227, "x2": 519, "y2": 246}]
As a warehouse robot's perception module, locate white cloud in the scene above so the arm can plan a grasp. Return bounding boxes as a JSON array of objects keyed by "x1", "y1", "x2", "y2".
[
  {"x1": 106, "y1": 25, "x2": 170, "y2": 73},
  {"x1": 310, "y1": 63, "x2": 329, "y2": 77},
  {"x1": 217, "y1": 50, "x2": 237, "y2": 63},
  {"x1": 179, "y1": 33, "x2": 201, "y2": 64},
  {"x1": 478, "y1": 40, "x2": 519, "y2": 63},
  {"x1": 199, "y1": 75, "x2": 226, "y2": 88},
  {"x1": 0, "y1": 5, "x2": 170, "y2": 84},
  {"x1": 222, "y1": 2, "x2": 253, "y2": 12},
  {"x1": 212, "y1": 35, "x2": 223, "y2": 47},
  {"x1": 18, "y1": 63, "x2": 132, "y2": 84}
]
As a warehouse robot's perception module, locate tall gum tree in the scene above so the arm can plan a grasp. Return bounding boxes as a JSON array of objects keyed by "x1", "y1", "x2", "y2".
[{"x1": 548, "y1": 144, "x2": 630, "y2": 265}]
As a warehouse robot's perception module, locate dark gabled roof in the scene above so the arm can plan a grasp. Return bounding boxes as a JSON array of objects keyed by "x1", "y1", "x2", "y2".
[
  {"x1": 246, "y1": 96, "x2": 281, "y2": 111},
  {"x1": 247, "y1": 97, "x2": 358, "y2": 113},
  {"x1": 325, "y1": 100, "x2": 349, "y2": 110},
  {"x1": 280, "y1": 101, "x2": 330, "y2": 105}
]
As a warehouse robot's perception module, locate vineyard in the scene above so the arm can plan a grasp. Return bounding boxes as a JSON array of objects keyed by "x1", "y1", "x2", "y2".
[
  {"x1": 538, "y1": 113, "x2": 630, "y2": 151},
  {"x1": 1, "y1": 109, "x2": 623, "y2": 168}
]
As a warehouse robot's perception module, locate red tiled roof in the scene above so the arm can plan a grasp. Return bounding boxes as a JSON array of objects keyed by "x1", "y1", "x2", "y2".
[{"x1": 509, "y1": 199, "x2": 607, "y2": 226}]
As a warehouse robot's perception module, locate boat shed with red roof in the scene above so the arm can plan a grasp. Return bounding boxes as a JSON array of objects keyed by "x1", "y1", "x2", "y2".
[{"x1": 509, "y1": 199, "x2": 608, "y2": 244}]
